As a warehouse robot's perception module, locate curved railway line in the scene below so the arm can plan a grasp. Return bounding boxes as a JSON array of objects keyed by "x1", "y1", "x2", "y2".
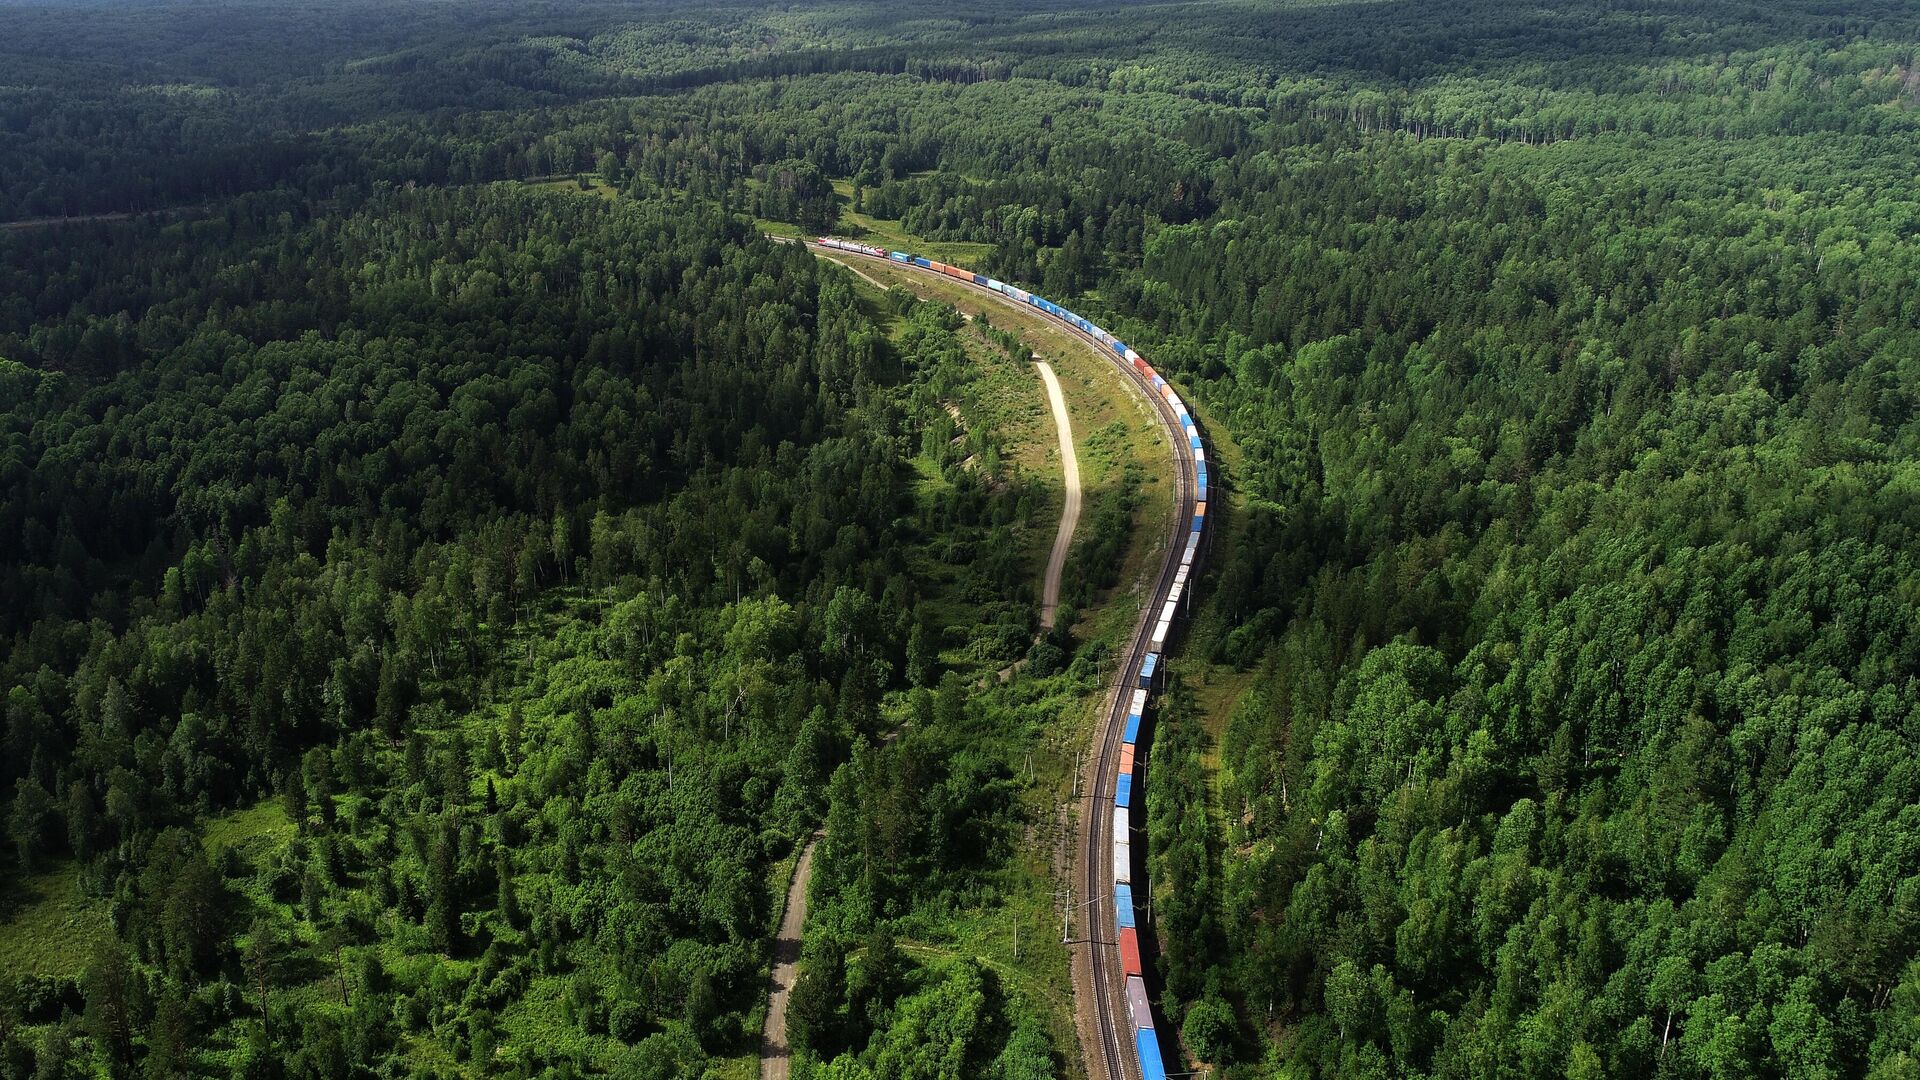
[{"x1": 803, "y1": 239, "x2": 1207, "y2": 1080}]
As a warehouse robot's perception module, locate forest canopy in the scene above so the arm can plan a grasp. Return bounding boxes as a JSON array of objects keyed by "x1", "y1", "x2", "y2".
[{"x1": 3, "y1": 0, "x2": 1920, "y2": 1077}]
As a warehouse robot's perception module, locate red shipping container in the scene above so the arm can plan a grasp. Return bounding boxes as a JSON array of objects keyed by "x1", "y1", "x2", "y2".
[
  {"x1": 1120, "y1": 743, "x2": 1135, "y2": 773},
  {"x1": 1120, "y1": 927, "x2": 1143, "y2": 976}
]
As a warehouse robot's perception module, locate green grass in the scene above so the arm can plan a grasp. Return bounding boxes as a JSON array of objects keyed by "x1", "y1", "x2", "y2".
[
  {"x1": 202, "y1": 800, "x2": 294, "y2": 856},
  {"x1": 0, "y1": 860, "x2": 113, "y2": 978},
  {"x1": 522, "y1": 175, "x2": 620, "y2": 201},
  {"x1": 828, "y1": 180, "x2": 992, "y2": 265}
]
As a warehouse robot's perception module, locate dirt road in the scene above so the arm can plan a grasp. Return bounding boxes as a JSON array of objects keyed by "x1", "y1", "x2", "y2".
[
  {"x1": 760, "y1": 837, "x2": 819, "y2": 1080},
  {"x1": 1035, "y1": 358, "x2": 1081, "y2": 630}
]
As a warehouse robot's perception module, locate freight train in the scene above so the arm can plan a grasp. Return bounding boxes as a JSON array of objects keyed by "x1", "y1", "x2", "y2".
[{"x1": 819, "y1": 237, "x2": 1207, "y2": 1080}]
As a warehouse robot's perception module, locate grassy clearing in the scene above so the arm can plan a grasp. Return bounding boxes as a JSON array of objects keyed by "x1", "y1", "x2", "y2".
[
  {"x1": 827, "y1": 180, "x2": 992, "y2": 266},
  {"x1": 0, "y1": 860, "x2": 112, "y2": 978},
  {"x1": 522, "y1": 175, "x2": 620, "y2": 201},
  {"x1": 0, "y1": 800, "x2": 300, "y2": 984},
  {"x1": 201, "y1": 799, "x2": 295, "y2": 856}
]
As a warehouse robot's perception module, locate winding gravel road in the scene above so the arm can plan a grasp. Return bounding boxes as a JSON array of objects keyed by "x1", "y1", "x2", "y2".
[
  {"x1": 759, "y1": 837, "x2": 819, "y2": 1080},
  {"x1": 1035, "y1": 358, "x2": 1081, "y2": 631}
]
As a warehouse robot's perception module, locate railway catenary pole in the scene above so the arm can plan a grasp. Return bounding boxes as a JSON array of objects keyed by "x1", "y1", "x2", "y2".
[{"x1": 801, "y1": 240, "x2": 1203, "y2": 1080}]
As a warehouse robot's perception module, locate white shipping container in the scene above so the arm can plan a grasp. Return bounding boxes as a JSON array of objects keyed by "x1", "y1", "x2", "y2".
[{"x1": 1127, "y1": 976, "x2": 1153, "y2": 1031}]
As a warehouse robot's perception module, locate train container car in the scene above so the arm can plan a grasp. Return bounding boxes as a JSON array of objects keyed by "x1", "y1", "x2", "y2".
[
  {"x1": 1115, "y1": 883, "x2": 1136, "y2": 929},
  {"x1": 1189, "y1": 434, "x2": 1203, "y2": 451},
  {"x1": 1125, "y1": 348, "x2": 1143, "y2": 364},
  {"x1": 1123, "y1": 709, "x2": 1142, "y2": 745},
  {"x1": 972, "y1": 273, "x2": 988, "y2": 286},
  {"x1": 986, "y1": 278, "x2": 1007, "y2": 292},
  {"x1": 1137, "y1": 654, "x2": 1158, "y2": 691},
  {"x1": 1150, "y1": 617, "x2": 1171, "y2": 653},
  {"x1": 1136, "y1": 1029, "x2": 1169, "y2": 1080},
  {"x1": 912, "y1": 256, "x2": 932, "y2": 268},
  {"x1": 942, "y1": 265, "x2": 972, "y2": 283},
  {"x1": 1113, "y1": 805, "x2": 1130, "y2": 841},
  {"x1": 1115, "y1": 772, "x2": 1133, "y2": 809},
  {"x1": 1184, "y1": 534, "x2": 1201, "y2": 567},
  {"x1": 1114, "y1": 835, "x2": 1131, "y2": 884},
  {"x1": 1119, "y1": 741, "x2": 1135, "y2": 773},
  {"x1": 1195, "y1": 447, "x2": 1205, "y2": 464},
  {"x1": 928, "y1": 260, "x2": 950, "y2": 273},
  {"x1": 1126, "y1": 976, "x2": 1152, "y2": 1032},
  {"x1": 1120, "y1": 927, "x2": 1143, "y2": 977},
  {"x1": 1111, "y1": 340, "x2": 1129, "y2": 357},
  {"x1": 1174, "y1": 564, "x2": 1189, "y2": 588},
  {"x1": 889, "y1": 251, "x2": 910, "y2": 263},
  {"x1": 1007, "y1": 286, "x2": 1030, "y2": 303}
]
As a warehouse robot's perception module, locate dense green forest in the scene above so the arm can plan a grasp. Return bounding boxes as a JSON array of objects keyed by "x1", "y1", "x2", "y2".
[{"x1": 5, "y1": 0, "x2": 1920, "y2": 1076}]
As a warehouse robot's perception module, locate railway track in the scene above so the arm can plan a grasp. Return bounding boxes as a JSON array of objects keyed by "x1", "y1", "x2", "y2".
[{"x1": 802, "y1": 241, "x2": 1199, "y2": 1080}]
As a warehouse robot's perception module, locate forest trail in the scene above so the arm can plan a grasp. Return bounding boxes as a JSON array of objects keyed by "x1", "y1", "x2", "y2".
[
  {"x1": 812, "y1": 249, "x2": 892, "y2": 291},
  {"x1": 0, "y1": 205, "x2": 206, "y2": 231},
  {"x1": 1035, "y1": 358, "x2": 1081, "y2": 630},
  {"x1": 760, "y1": 835, "x2": 820, "y2": 1080}
]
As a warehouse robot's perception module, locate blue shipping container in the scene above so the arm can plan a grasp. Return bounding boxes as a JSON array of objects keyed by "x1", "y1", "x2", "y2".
[
  {"x1": 889, "y1": 252, "x2": 909, "y2": 263},
  {"x1": 1123, "y1": 712, "x2": 1141, "y2": 744},
  {"x1": 1192, "y1": 515, "x2": 1205, "y2": 533},
  {"x1": 1189, "y1": 435, "x2": 1202, "y2": 449},
  {"x1": 1198, "y1": 481, "x2": 1208, "y2": 502},
  {"x1": 912, "y1": 257, "x2": 931, "y2": 268},
  {"x1": 1115, "y1": 884, "x2": 1136, "y2": 928},
  {"x1": 1116, "y1": 773, "x2": 1132, "y2": 808},
  {"x1": 972, "y1": 273, "x2": 988, "y2": 285},
  {"x1": 1139, "y1": 652, "x2": 1158, "y2": 685},
  {"x1": 1112, "y1": 340, "x2": 1128, "y2": 356},
  {"x1": 1136, "y1": 1029, "x2": 1169, "y2": 1080}
]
